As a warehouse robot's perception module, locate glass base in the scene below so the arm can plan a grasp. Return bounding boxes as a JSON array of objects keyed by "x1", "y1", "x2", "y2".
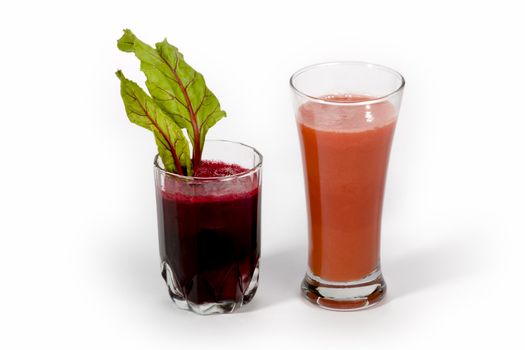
[
  {"x1": 161, "y1": 261, "x2": 259, "y2": 315},
  {"x1": 301, "y1": 269, "x2": 386, "y2": 311}
]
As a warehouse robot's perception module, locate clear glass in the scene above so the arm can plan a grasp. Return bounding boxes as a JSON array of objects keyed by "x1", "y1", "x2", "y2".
[
  {"x1": 290, "y1": 62, "x2": 404, "y2": 310},
  {"x1": 154, "y1": 140, "x2": 263, "y2": 315}
]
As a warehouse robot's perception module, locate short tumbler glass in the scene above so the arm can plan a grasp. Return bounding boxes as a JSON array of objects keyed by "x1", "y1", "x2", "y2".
[
  {"x1": 154, "y1": 140, "x2": 262, "y2": 315},
  {"x1": 291, "y1": 62, "x2": 404, "y2": 310}
]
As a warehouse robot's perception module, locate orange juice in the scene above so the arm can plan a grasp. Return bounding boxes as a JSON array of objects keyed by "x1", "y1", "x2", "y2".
[{"x1": 297, "y1": 95, "x2": 397, "y2": 282}]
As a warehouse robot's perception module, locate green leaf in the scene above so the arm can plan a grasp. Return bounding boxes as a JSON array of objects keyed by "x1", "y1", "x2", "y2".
[
  {"x1": 117, "y1": 29, "x2": 226, "y2": 167},
  {"x1": 116, "y1": 70, "x2": 192, "y2": 175}
]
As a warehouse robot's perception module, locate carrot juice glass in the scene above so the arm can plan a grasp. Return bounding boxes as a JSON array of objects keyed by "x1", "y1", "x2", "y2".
[{"x1": 290, "y1": 62, "x2": 404, "y2": 310}]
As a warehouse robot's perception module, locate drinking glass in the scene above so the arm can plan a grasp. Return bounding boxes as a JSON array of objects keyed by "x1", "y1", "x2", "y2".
[
  {"x1": 290, "y1": 62, "x2": 404, "y2": 310},
  {"x1": 154, "y1": 140, "x2": 263, "y2": 315}
]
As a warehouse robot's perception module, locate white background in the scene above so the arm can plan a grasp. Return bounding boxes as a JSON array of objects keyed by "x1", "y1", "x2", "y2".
[{"x1": 1, "y1": 0, "x2": 524, "y2": 348}]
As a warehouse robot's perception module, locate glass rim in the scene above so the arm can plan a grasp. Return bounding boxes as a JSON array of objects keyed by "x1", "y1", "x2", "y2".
[
  {"x1": 153, "y1": 139, "x2": 263, "y2": 182},
  {"x1": 289, "y1": 61, "x2": 405, "y2": 106}
]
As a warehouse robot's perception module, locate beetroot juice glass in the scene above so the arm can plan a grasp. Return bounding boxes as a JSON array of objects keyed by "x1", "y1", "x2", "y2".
[{"x1": 154, "y1": 140, "x2": 262, "y2": 315}]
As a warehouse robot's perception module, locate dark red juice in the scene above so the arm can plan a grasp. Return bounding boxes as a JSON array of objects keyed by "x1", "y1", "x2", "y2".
[{"x1": 156, "y1": 161, "x2": 261, "y2": 305}]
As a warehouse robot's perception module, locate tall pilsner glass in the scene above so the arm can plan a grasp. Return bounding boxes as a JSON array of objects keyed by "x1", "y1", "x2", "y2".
[{"x1": 290, "y1": 62, "x2": 404, "y2": 310}]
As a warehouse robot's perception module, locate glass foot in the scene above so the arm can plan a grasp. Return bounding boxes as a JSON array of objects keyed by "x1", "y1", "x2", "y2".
[
  {"x1": 301, "y1": 269, "x2": 386, "y2": 311},
  {"x1": 161, "y1": 261, "x2": 259, "y2": 315}
]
